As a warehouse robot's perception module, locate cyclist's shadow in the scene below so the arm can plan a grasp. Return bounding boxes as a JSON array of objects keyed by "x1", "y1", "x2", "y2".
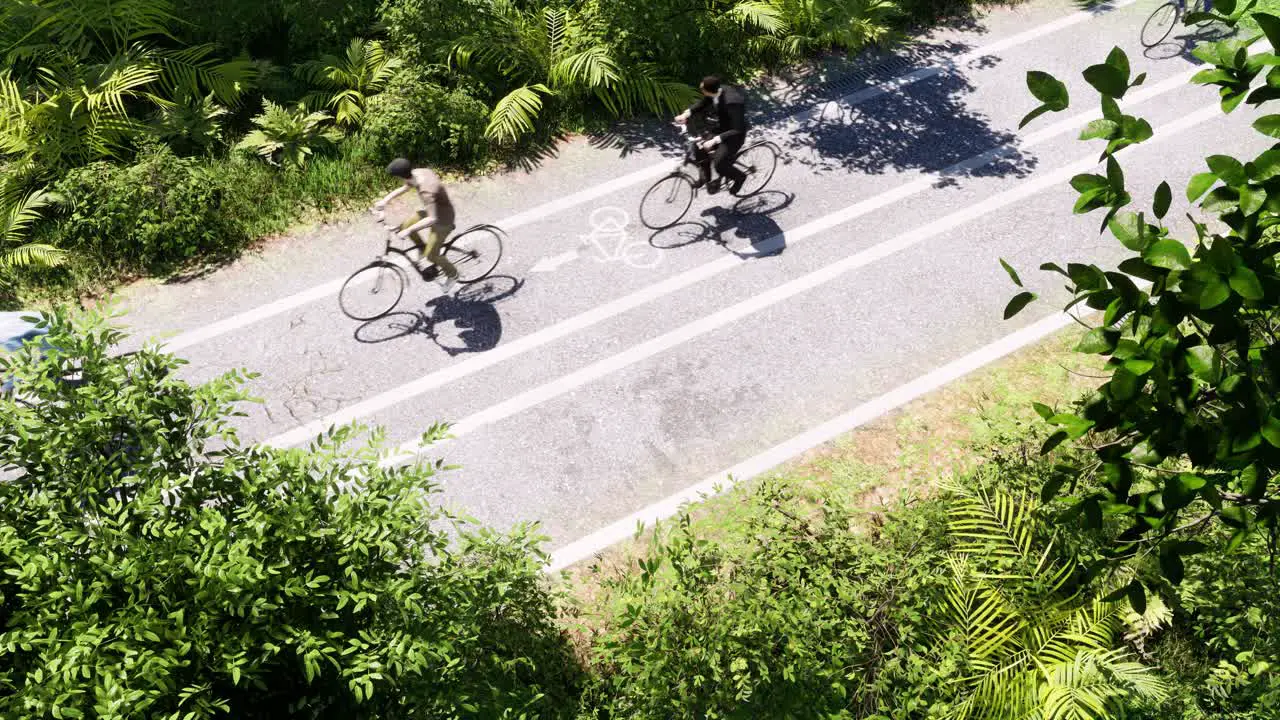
[
  {"x1": 649, "y1": 190, "x2": 794, "y2": 259},
  {"x1": 352, "y1": 276, "x2": 522, "y2": 356}
]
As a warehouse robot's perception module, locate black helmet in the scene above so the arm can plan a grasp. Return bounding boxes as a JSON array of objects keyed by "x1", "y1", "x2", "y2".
[{"x1": 386, "y1": 157, "x2": 412, "y2": 178}]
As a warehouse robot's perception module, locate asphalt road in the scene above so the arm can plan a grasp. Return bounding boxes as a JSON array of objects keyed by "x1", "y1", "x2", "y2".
[{"x1": 113, "y1": 0, "x2": 1265, "y2": 564}]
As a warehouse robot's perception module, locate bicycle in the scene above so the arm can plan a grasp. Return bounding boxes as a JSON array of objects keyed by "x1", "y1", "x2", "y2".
[
  {"x1": 639, "y1": 123, "x2": 780, "y2": 231},
  {"x1": 1141, "y1": 0, "x2": 1211, "y2": 47},
  {"x1": 339, "y1": 211, "x2": 505, "y2": 321}
]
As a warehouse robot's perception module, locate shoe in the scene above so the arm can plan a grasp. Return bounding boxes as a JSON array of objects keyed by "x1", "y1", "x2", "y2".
[
  {"x1": 690, "y1": 178, "x2": 708, "y2": 190},
  {"x1": 438, "y1": 273, "x2": 458, "y2": 294},
  {"x1": 728, "y1": 176, "x2": 745, "y2": 195},
  {"x1": 706, "y1": 179, "x2": 721, "y2": 195}
]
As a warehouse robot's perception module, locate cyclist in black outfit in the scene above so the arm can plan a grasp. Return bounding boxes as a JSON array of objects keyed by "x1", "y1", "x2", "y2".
[{"x1": 675, "y1": 75, "x2": 749, "y2": 195}]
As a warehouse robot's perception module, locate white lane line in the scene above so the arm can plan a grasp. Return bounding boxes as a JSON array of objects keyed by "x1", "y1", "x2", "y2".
[
  {"x1": 377, "y1": 102, "x2": 1219, "y2": 467},
  {"x1": 263, "y1": 67, "x2": 1198, "y2": 450},
  {"x1": 160, "y1": 0, "x2": 1138, "y2": 354},
  {"x1": 546, "y1": 309, "x2": 1077, "y2": 572}
]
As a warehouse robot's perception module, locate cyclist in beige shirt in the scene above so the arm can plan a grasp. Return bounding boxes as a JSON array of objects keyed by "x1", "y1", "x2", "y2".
[{"x1": 374, "y1": 158, "x2": 459, "y2": 292}]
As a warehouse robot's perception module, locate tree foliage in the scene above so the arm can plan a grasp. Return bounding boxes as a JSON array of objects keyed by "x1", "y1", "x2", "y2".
[
  {"x1": 0, "y1": 307, "x2": 582, "y2": 719},
  {"x1": 1005, "y1": 3, "x2": 1280, "y2": 599}
]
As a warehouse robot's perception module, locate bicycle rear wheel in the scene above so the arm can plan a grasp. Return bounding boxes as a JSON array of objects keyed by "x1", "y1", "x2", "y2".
[
  {"x1": 640, "y1": 173, "x2": 696, "y2": 230},
  {"x1": 1141, "y1": 2, "x2": 1179, "y2": 47},
  {"x1": 340, "y1": 261, "x2": 406, "y2": 320},
  {"x1": 445, "y1": 225, "x2": 504, "y2": 283},
  {"x1": 731, "y1": 142, "x2": 779, "y2": 198}
]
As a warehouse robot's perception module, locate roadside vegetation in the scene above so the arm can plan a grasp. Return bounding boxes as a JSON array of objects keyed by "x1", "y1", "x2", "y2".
[
  {"x1": 3, "y1": 2, "x2": 1280, "y2": 720},
  {"x1": 0, "y1": 0, "x2": 985, "y2": 306}
]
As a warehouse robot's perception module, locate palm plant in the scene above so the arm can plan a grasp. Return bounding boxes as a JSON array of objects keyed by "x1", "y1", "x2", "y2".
[
  {"x1": 765, "y1": 0, "x2": 900, "y2": 58},
  {"x1": 235, "y1": 100, "x2": 342, "y2": 168},
  {"x1": 940, "y1": 486, "x2": 1168, "y2": 720},
  {"x1": 296, "y1": 38, "x2": 402, "y2": 129},
  {"x1": 0, "y1": 185, "x2": 65, "y2": 270},
  {"x1": 153, "y1": 90, "x2": 229, "y2": 154},
  {"x1": 450, "y1": 0, "x2": 697, "y2": 143},
  {"x1": 0, "y1": 0, "x2": 255, "y2": 170}
]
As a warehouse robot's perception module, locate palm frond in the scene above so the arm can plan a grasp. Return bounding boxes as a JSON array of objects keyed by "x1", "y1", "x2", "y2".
[
  {"x1": 730, "y1": 0, "x2": 789, "y2": 34},
  {"x1": 484, "y1": 83, "x2": 552, "y2": 144},
  {"x1": 1, "y1": 242, "x2": 66, "y2": 269},
  {"x1": 2, "y1": 187, "x2": 60, "y2": 244},
  {"x1": 156, "y1": 44, "x2": 257, "y2": 106}
]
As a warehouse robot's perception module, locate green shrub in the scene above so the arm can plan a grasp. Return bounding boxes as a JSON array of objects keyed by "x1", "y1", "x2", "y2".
[
  {"x1": 576, "y1": 479, "x2": 957, "y2": 719},
  {"x1": 356, "y1": 68, "x2": 491, "y2": 168},
  {"x1": 0, "y1": 307, "x2": 584, "y2": 720},
  {"x1": 1149, "y1": 530, "x2": 1280, "y2": 719},
  {"x1": 210, "y1": 149, "x2": 385, "y2": 240},
  {"x1": 51, "y1": 143, "x2": 247, "y2": 274}
]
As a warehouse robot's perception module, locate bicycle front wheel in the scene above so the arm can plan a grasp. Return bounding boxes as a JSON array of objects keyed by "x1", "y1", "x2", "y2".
[
  {"x1": 1141, "y1": 2, "x2": 1179, "y2": 47},
  {"x1": 340, "y1": 261, "x2": 406, "y2": 320},
  {"x1": 641, "y1": 173, "x2": 696, "y2": 230},
  {"x1": 732, "y1": 142, "x2": 779, "y2": 198},
  {"x1": 445, "y1": 225, "x2": 504, "y2": 283}
]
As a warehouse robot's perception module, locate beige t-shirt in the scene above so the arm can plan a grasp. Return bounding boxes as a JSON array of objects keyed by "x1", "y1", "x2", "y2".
[{"x1": 410, "y1": 168, "x2": 455, "y2": 227}]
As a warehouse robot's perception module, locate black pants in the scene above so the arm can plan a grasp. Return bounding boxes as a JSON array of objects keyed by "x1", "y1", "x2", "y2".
[{"x1": 696, "y1": 137, "x2": 746, "y2": 186}]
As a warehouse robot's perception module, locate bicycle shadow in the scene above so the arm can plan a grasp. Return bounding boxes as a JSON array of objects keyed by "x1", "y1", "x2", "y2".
[
  {"x1": 1142, "y1": 20, "x2": 1237, "y2": 60},
  {"x1": 352, "y1": 275, "x2": 522, "y2": 356},
  {"x1": 649, "y1": 191, "x2": 793, "y2": 259}
]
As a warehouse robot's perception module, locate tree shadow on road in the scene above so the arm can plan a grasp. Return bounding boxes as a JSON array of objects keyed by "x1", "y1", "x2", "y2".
[
  {"x1": 352, "y1": 275, "x2": 522, "y2": 356},
  {"x1": 648, "y1": 191, "x2": 793, "y2": 259},
  {"x1": 781, "y1": 67, "x2": 1036, "y2": 179}
]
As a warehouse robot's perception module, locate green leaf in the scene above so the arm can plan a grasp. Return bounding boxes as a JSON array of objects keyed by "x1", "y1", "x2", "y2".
[
  {"x1": 1003, "y1": 291, "x2": 1036, "y2": 319},
  {"x1": 1111, "y1": 367, "x2": 1141, "y2": 400},
  {"x1": 1032, "y1": 402, "x2": 1055, "y2": 420},
  {"x1": 1208, "y1": 155, "x2": 1247, "y2": 185},
  {"x1": 1100, "y1": 95, "x2": 1121, "y2": 120},
  {"x1": 1019, "y1": 104, "x2": 1054, "y2": 129},
  {"x1": 1230, "y1": 266, "x2": 1265, "y2": 300},
  {"x1": 1041, "y1": 472, "x2": 1067, "y2": 502},
  {"x1": 1242, "y1": 463, "x2": 1266, "y2": 499},
  {"x1": 1187, "y1": 172, "x2": 1219, "y2": 202},
  {"x1": 1106, "y1": 46, "x2": 1131, "y2": 80},
  {"x1": 1071, "y1": 173, "x2": 1110, "y2": 193},
  {"x1": 1249, "y1": 148, "x2": 1280, "y2": 180},
  {"x1": 1153, "y1": 181, "x2": 1172, "y2": 219},
  {"x1": 1192, "y1": 67, "x2": 1235, "y2": 85},
  {"x1": 1255, "y1": 12, "x2": 1280, "y2": 52},
  {"x1": 1107, "y1": 155, "x2": 1125, "y2": 191},
  {"x1": 1165, "y1": 473, "x2": 1206, "y2": 509},
  {"x1": 1108, "y1": 211, "x2": 1147, "y2": 251},
  {"x1": 1160, "y1": 547, "x2": 1185, "y2": 584},
  {"x1": 1186, "y1": 345, "x2": 1221, "y2": 382},
  {"x1": 1084, "y1": 63, "x2": 1128, "y2": 97},
  {"x1": 1203, "y1": 187, "x2": 1241, "y2": 214},
  {"x1": 1262, "y1": 413, "x2": 1280, "y2": 448},
  {"x1": 1076, "y1": 328, "x2": 1118, "y2": 354},
  {"x1": 1027, "y1": 70, "x2": 1069, "y2": 108},
  {"x1": 1080, "y1": 118, "x2": 1120, "y2": 140},
  {"x1": 1240, "y1": 185, "x2": 1265, "y2": 215},
  {"x1": 999, "y1": 258, "x2": 1023, "y2": 286},
  {"x1": 1253, "y1": 114, "x2": 1280, "y2": 138},
  {"x1": 1083, "y1": 497, "x2": 1103, "y2": 529},
  {"x1": 1227, "y1": 528, "x2": 1250, "y2": 553},
  {"x1": 1128, "y1": 439, "x2": 1162, "y2": 464},
  {"x1": 1143, "y1": 239, "x2": 1191, "y2": 269},
  {"x1": 1042, "y1": 429, "x2": 1070, "y2": 454},
  {"x1": 1124, "y1": 358, "x2": 1155, "y2": 375},
  {"x1": 1201, "y1": 277, "x2": 1231, "y2": 309},
  {"x1": 1127, "y1": 580, "x2": 1147, "y2": 615}
]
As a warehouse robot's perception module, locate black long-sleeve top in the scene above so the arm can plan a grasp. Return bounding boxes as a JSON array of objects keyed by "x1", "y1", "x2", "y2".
[{"x1": 687, "y1": 85, "x2": 748, "y2": 143}]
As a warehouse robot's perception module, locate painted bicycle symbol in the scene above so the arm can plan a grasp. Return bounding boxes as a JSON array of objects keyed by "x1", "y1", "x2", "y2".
[{"x1": 577, "y1": 206, "x2": 663, "y2": 269}]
